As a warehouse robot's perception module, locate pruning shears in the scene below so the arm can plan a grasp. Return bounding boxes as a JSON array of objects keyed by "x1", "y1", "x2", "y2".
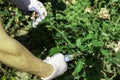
[{"x1": 64, "y1": 53, "x2": 83, "y2": 62}]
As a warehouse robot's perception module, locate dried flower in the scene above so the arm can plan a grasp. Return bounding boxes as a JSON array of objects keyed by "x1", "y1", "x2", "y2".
[
  {"x1": 64, "y1": 0, "x2": 76, "y2": 4},
  {"x1": 114, "y1": 41, "x2": 120, "y2": 52},
  {"x1": 84, "y1": 7, "x2": 91, "y2": 13},
  {"x1": 71, "y1": 0, "x2": 76, "y2": 4},
  {"x1": 31, "y1": 11, "x2": 38, "y2": 20},
  {"x1": 98, "y1": 8, "x2": 110, "y2": 19},
  {"x1": 64, "y1": 0, "x2": 70, "y2": 4}
]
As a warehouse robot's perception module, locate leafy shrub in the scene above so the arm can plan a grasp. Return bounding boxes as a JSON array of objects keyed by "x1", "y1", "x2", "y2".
[{"x1": 0, "y1": 0, "x2": 120, "y2": 80}]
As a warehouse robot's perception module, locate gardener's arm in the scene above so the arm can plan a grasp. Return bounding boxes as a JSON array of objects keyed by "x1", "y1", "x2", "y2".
[
  {"x1": 0, "y1": 21, "x2": 54, "y2": 78},
  {"x1": 7, "y1": 0, "x2": 47, "y2": 28},
  {"x1": 0, "y1": 21, "x2": 67, "y2": 79}
]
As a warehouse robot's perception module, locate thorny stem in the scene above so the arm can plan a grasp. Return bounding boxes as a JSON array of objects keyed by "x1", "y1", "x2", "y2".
[{"x1": 52, "y1": 26, "x2": 75, "y2": 48}]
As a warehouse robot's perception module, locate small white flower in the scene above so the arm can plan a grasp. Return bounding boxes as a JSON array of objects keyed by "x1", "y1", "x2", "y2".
[
  {"x1": 98, "y1": 8, "x2": 110, "y2": 19},
  {"x1": 84, "y1": 7, "x2": 91, "y2": 13}
]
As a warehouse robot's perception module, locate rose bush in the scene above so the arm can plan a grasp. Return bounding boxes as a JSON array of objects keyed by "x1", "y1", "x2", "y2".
[{"x1": 0, "y1": 0, "x2": 120, "y2": 80}]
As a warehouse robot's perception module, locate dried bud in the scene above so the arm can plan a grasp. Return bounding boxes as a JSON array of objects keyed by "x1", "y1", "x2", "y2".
[
  {"x1": 84, "y1": 7, "x2": 91, "y2": 13},
  {"x1": 31, "y1": 11, "x2": 38, "y2": 20},
  {"x1": 98, "y1": 8, "x2": 110, "y2": 19},
  {"x1": 114, "y1": 41, "x2": 120, "y2": 52}
]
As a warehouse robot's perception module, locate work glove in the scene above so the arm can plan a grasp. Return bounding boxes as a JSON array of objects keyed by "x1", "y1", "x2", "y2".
[
  {"x1": 11, "y1": 0, "x2": 47, "y2": 28},
  {"x1": 42, "y1": 53, "x2": 67, "y2": 80}
]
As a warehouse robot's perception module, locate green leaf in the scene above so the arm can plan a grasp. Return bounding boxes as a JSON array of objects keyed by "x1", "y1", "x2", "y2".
[
  {"x1": 2, "y1": 76, "x2": 6, "y2": 80},
  {"x1": 92, "y1": 40, "x2": 102, "y2": 47},
  {"x1": 10, "y1": 78, "x2": 16, "y2": 80},
  {"x1": 79, "y1": 45, "x2": 85, "y2": 51},
  {"x1": 76, "y1": 38, "x2": 85, "y2": 51},
  {"x1": 0, "y1": 12, "x2": 8, "y2": 16},
  {"x1": 82, "y1": 33, "x2": 94, "y2": 42},
  {"x1": 112, "y1": 51, "x2": 120, "y2": 64},
  {"x1": 112, "y1": 0, "x2": 118, "y2": 2},
  {"x1": 73, "y1": 59, "x2": 83, "y2": 76},
  {"x1": 114, "y1": 51, "x2": 120, "y2": 59},
  {"x1": 76, "y1": 38, "x2": 82, "y2": 47},
  {"x1": 100, "y1": 49, "x2": 110, "y2": 57},
  {"x1": 49, "y1": 47, "x2": 62, "y2": 55},
  {"x1": 79, "y1": 13, "x2": 89, "y2": 19}
]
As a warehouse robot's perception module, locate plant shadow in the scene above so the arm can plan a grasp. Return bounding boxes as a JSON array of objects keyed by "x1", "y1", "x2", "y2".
[
  {"x1": 84, "y1": 53, "x2": 104, "y2": 80},
  {"x1": 14, "y1": 23, "x2": 56, "y2": 59}
]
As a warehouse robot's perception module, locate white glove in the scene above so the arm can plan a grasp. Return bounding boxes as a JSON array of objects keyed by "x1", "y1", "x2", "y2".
[
  {"x1": 11, "y1": 0, "x2": 47, "y2": 28},
  {"x1": 28, "y1": 0, "x2": 47, "y2": 28},
  {"x1": 42, "y1": 53, "x2": 67, "y2": 80}
]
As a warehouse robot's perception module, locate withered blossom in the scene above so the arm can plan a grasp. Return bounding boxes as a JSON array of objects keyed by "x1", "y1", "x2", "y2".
[
  {"x1": 84, "y1": 7, "x2": 91, "y2": 13},
  {"x1": 98, "y1": 8, "x2": 110, "y2": 19},
  {"x1": 114, "y1": 41, "x2": 120, "y2": 52}
]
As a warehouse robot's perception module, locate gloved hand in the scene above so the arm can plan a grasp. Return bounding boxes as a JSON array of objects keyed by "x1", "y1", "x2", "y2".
[
  {"x1": 28, "y1": 0, "x2": 47, "y2": 28},
  {"x1": 42, "y1": 53, "x2": 67, "y2": 80},
  {"x1": 11, "y1": 0, "x2": 47, "y2": 28}
]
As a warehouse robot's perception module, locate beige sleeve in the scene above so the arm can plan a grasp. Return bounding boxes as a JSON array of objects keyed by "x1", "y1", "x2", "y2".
[{"x1": 0, "y1": 20, "x2": 53, "y2": 78}]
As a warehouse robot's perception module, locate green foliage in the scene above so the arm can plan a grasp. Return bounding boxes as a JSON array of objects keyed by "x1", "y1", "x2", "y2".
[
  {"x1": 73, "y1": 59, "x2": 83, "y2": 79},
  {"x1": 0, "y1": 0, "x2": 120, "y2": 80}
]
